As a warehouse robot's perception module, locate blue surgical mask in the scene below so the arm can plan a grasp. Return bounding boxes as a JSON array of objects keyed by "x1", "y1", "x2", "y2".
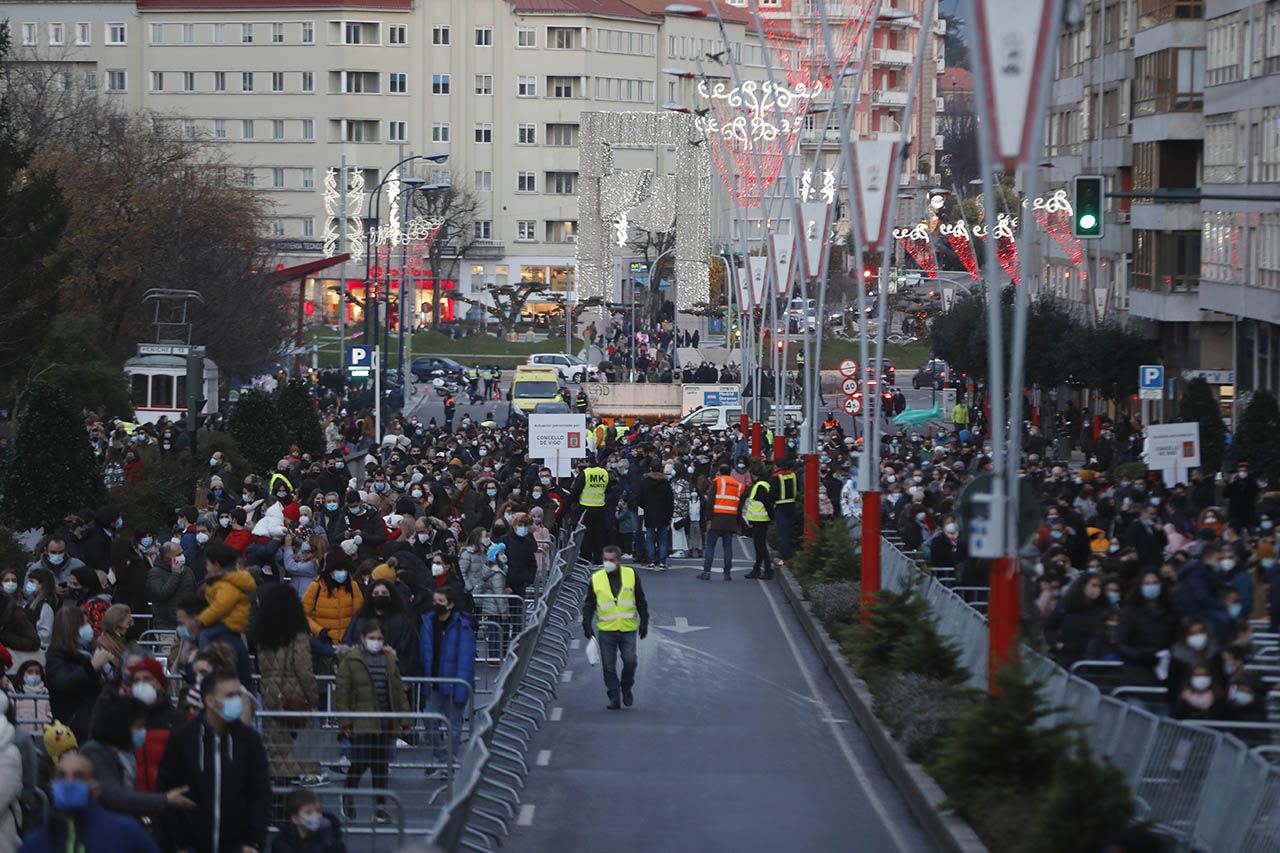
[
  {"x1": 140, "y1": 536, "x2": 154, "y2": 548},
  {"x1": 326, "y1": 502, "x2": 339, "y2": 512},
  {"x1": 131, "y1": 728, "x2": 147, "y2": 749},
  {"x1": 1141, "y1": 584, "x2": 1161, "y2": 600},
  {"x1": 77, "y1": 624, "x2": 94, "y2": 645},
  {"x1": 51, "y1": 779, "x2": 91, "y2": 812},
  {"x1": 1106, "y1": 591, "x2": 1121, "y2": 605},
  {"x1": 177, "y1": 625, "x2": 194, "y2": 642},
  {"x1": 47, "y1": 553, "x2": 65, "y2": 566},
  {"x1": 487, "y1": 489, "x2": 498, "y2": 498},
  {"x1": 23, "y1": 580, "x2": 37, "y2": 597},
  {"x1": 515, "y1": 526, "x2": 529, "y2": 538},
  {"x1": 219, "y1": 695, "x2": 242, "y2": 723},
  {"x1": 1229, "y1": 603, "x2": 1243, "y2": 619},
  {"x1": 331, "y1": 570, "x2": 349, "y2": 584}
]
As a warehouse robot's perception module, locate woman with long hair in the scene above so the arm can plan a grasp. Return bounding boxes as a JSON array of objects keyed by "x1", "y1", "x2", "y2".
[
  {"x1": 20, "y1": 568, "x2": 56, "y2": 649},
  {"x1": 344, "y1": 578, "x2": 421, "y2": 676},
  {"x1": 302, "y1": 550, "x2": 365, "y2": 644},
  {"x1": 253, "y1": 583, "x2": 324, "y2": 786},
  {"x1": 44, "y1": 606, "x2": 110, "y2": 741}
]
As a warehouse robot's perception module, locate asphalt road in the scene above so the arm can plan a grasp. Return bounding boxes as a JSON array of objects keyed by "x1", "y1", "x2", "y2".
[{"x1": 503, "y1": 541, "x2": 934, "y2": 853}]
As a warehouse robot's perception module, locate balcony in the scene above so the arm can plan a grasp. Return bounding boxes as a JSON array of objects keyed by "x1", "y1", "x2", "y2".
[
  {"x1": 872, "y1": 88, "x2": 909, "y2": 107},
  {"x1": 464, "y1": 239, "x2": 506, "y2": 259},
  {"x1": 873, "y1": 48, "x2": 913, "y2": 66}
]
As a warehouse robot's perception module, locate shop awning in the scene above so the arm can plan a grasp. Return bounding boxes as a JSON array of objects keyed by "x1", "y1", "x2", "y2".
[{"x1": 265, "y1": 253, "x2": 351, "y2": 286}]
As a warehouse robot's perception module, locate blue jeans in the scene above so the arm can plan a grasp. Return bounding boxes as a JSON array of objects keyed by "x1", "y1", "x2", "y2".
[
  {"x1": 643, "y1": 527, "x2": 670, "y2": 565},
  {"x1": 424, "y1": 690, "x2": 466, "y2": 763},
  {"x1": 596, "y1": 629, "x2": 637, "y2": 702},
  {"x1": 775, "y1": 505, "x2": 795, "y2": 560},
  {"x1": 702, "y1": 528, "x2": 735, "y2": 574}
]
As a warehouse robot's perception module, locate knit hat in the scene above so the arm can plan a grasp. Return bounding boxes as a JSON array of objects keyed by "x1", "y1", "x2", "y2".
[
  {"x1": 371, "y1": 563, "x2": 397, "y2": 583},
  {"x1": 126, "y1": 655, "x2": 169, "y2": 690},
  {"x1": 43, "y1": 720, "x2": 77, "y2": 761}
]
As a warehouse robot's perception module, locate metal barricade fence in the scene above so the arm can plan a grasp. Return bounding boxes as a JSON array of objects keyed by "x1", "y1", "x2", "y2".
[{"x1": 875, "y1": 533, "x2": 1280, "y2": 852}]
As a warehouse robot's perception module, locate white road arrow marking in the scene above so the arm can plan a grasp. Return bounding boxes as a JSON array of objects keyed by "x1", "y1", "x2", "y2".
[{"x1": 654, "y1": 616, "x2": 710, "y2": 634}]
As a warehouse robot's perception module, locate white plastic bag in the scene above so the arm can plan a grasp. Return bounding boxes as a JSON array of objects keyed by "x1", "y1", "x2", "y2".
[{"x1": 585, "y1": 636, "x2": 600, "y2": 666}]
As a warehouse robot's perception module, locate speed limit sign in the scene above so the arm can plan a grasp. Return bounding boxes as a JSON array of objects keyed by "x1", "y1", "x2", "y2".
[
  {"x1": 839, "y1": 359, "x2": 858, "y2": 378},
  {"x1": 841, "y1": 377, "x2": 859, "y2": 396},
  {"x1": 843, "y1": 395, "x2": 862, "y2": 416}
]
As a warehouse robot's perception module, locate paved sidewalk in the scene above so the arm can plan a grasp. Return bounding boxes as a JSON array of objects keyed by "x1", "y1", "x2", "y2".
[{"x1": 504, "y1": 541, "x2": 934, "y2": 853}]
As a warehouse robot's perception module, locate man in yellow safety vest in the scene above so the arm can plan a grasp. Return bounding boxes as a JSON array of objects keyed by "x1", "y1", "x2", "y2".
[
  {"x1": 771, "y1": 459, "x2": 798, "y2": 565},
  {"x1": 571, "y1": 460, "x2": 610, "y2": 563},
  {"x1": 743, "y1": 463, "x2": 775, "y2": 580},
  {"x1": 582, "y1": 545, "x2": 649, "y2": 710}
]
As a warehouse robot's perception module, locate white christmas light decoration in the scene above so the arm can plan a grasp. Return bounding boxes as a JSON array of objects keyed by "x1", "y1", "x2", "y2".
[
  {"x1": 345, "y1": 168, "x2": 366, "y2": 263},
  {"x1": 322, "y1": 168, "x2": 340, "y2": 257},
  {"x1": 694, "y1": 79, "x2": 824, "y2": 143}
]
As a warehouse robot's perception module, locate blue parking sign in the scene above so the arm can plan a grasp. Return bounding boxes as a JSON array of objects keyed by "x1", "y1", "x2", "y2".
[
  {"x1": 1139, "y1": 364, "x2": 1163, "y2": 400},
  {"x1": 347, "y1": 346, "x2": 372, "y2": 376}
]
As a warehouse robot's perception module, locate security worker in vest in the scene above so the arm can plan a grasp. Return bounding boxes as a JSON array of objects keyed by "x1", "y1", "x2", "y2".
[
  {"x1": 571, "y1": 459, "x2": 611, "y2": 563},
  {"x1": 575, "y1": 388, "x2": 589, "y2": 413},
  {"x1": 583, "y1": 545, "x2": 649, "y2": 710},
  {"x1": 699, "y1": 463, "x2": 744, "y2": 581},
  {"x1": 772, "y1": 458, "x2": 798, "y2": 564},
  {"x1": 744, "y1": 463, "x2": 776, "y2": 580}
]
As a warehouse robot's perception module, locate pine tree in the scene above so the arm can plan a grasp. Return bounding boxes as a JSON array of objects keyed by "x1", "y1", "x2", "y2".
[
  {"x1": 1233, "y1": 390, "x2": 1280, "y2": 480},
  {"x1": 1021, "y1": 737, "x2": 1133, "y2": 853},
  {"x1": 227, "y1": 389, "x2": 288, "y2": 473},
  {"x1": 276, "y1": 379, "x2": 324, "y2": 458},
  {"x1": 1179, "y1": 377, "x2": 1225, "y2": 474},
  {"x1": 0, "y1": 383, "x2": 104, "y2": 532}
]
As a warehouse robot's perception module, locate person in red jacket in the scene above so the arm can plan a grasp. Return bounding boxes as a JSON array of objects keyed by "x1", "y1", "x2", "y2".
[
  {"x1": 125, "y1": 656, "x2": 180, "y2": 794},
  {"x1": 223, "y1": 507, "x2": 253, "y2": 556},
  {"x1": 269, "y1": 474, "x2": 302, "y2": 525}
]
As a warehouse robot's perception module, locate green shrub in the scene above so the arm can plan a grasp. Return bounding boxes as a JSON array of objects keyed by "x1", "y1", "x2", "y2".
[
  {"x1": 848, "y1": 585, "x2": 930, "y2": 688},
  {"x1": 1018, "y1": 738, "x2": 1133, "y2": 853},
  {"x1": 809, "y1": 581, "x2": 861, "y2": 627},
  {"x1": 0, "y1": 527, "x2": 32, "y2": 571},
  {"x1": 889, "y1": 620, "x2": 964, "y2": 684},
  {"x1": 228, "y1": 389, "x2": 288, "y2": 473},
  {"x1": 790, "y1": 518, "x2": 859, "y2": 585},
  {"x1": 874, "y1": 672, "x2": 976, "y2": 764},
  {"x1": 276, "y1": 379, "x2": 325, "y2": 458}
]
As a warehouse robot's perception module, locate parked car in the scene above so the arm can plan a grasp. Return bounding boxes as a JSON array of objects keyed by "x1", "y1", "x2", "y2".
[
  {"x1": 913, "y1": 358, "x2": 951, "y2": 390},
  {"x1": 410, "y1": 355, "x2": 465, "y2": 382},
  {"x1": 526, "y1": 353, "x2": 599, "y2": 383}
]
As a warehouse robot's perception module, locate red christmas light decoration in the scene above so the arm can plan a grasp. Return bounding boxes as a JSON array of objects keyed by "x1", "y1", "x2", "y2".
[
  {"x1": 941, "y1": 221, "x2": 979, "y2": 280},
  {"x1": 892, "y1": 224, "x2": 937, "y2": 279}
]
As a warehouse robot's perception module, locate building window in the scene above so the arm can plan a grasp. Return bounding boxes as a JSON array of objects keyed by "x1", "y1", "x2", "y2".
[
  {"x1": 215, "y1": 71, "x2": 227, "y2": 92},
  {"x1": 150, "y1": 71, "x2": 164, "y2": 92},
  {"x1": 475, "y1": 27, "x2": 492, "y2": 46},
  {"x1": 548, "y1": 27, "x2": 579, "y2": 50},
  {"x1": 301, "y1": 119, "x2": 314, "y2": 140},
  {"x1": 548, "y1": 172, "x2": 578, "y2": 195},
  {"x1": 301, "y1": 167, "x2": 315, "y2": 188},
  {"x1": 149, "y1": 23, "x2": 163, "y2": 44},
  {"x1": 182, "y1": 120, "x2": 196, "y2": 140},
  {"x1": 474, "y1": 170, "x2": 492, "y2": 191},
  {"x1": 75, "y1": 23, "x2": 91, "y2": 45},
  {"x1": 107, "y1": 23, "x2": 127, "y2": 45},
  {"x1": 302, "y1": 218, "x2": 314, "y2": 236},
  {"x1": 475, "y1": 123, "x2": 492, "y2": 143},
  {"x1": 517, "y1": 220, "x2": 537, "y2": 241},
  {"x1": 594, "y1": 77, "x2": 655, "y2": 103},
  {"x1": 243, "y1": 168, "x2": 256, "y2": 188},
  {"x1": 242, "y1": 71, "x2": 254, "y2": 92},
  {"x1": 272, "y1": 71, "x2": 284, "y2": 92},
  {"x1": 432, "y1": 122, "x2": 450, "y2": 143},
  {"x1": 474, "y1": 220, "x2": 493, "y2": 240},
  {"x1": 1137, "y1": 0, "x2": 1204, "y2": 31},
  {"x1": 389, "y1": 72, "x2": 406, "y2": 93},
  {"x1": 517, "y1": 27, "x2": 535, "y2": 48},
  {"x1": 475, "y1": 74, "x2": 492, "y2": 95},
  {"x1": 432, "y1": 25, "x2": 450, "y2": 45},
  {"x1": 548, "y1": 76, "x2": 577, "y2": 98},
  {"x1": 517, "y1": 75, "x2": 537, "y2": 97},
  {"x1": 302, "y1": 21, "x2": 314, "y2": 43},
  {"x1": 546, "y1": 123, "x2": 579, "y2": 147},
  {"x1": 271, "y1": 220, "x2": 284, "y2": 237},
  {"x1": 302, "y1": 71, "x2": 314, "y2": 92},
  {"x1": 517, "y1": 172, "x2": 536, "y2": 193},
  {"x1": 1134, "y1": 48, "x2": 1204, "y2": 115},
  {"x1": 18, "y1": 23, "x2": 34, "y2": 46},
  {"x1": 272, "y1": 119, "x2": 285, "y2": 139},
  {"x1": 272, "y1": 168, "x2": 285, "y2": 188},
  {"x1": 181, "y1": 23, "x2": 193, "y2": 43},
  {"x1": 243, "y1": 120, "x2": 255, "y2": 139},
  {"x1": 517, "y1": 123, "x2": 536, "y2": 145},
  {"x1": 389, "y1": 24, "x2": 406, "y2": 44},
  {"x1": 344, "y1": 22, "x2": 363, "y2": 44},
  {"x1": 84, "y1": 70, "x2": 98, "y2": 90},
  {"x1": 49, "y1": 23, "x2": 64, "y2": 46},
  {"x1": 213, "y1": 23, "x2": 226, "y2": 43},
  {"x1": 272, "y1": 23, "x2": 284, "y2": 43},
  {"x1": 242, "y1": 23, "x2": 253, "y2": 43},
  {"x1": 432, "y1": 74, "x2": 450, "y2": 94},
  {"x1": 183, "y1": 71, "x2": 195, "y2": 92},
  {"x1": 215, "y1": 119, "x2": 227, "y2": 139},
  {"x1": 546, "y1": 220, "x2": 577, "y2": 243},
  {"x1": 388, "y1": 120, "x2": 407, "y2": 142},
  {"x1": 106, "y1": 70, "x2": 126, "y2": 91}
]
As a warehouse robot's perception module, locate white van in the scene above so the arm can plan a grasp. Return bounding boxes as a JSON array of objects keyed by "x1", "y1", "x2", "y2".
[{"x1": 678, "y1": 405, "x2": 743, "y2": 431}]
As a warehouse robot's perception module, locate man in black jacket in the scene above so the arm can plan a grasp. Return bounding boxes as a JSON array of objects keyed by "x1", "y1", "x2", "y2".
[
  {"x1": 501, "y1": 512, "x2": 539, "y2": 601},
  {"x1": 158, "y1": 669, "x2": 270, "y2": 853}
]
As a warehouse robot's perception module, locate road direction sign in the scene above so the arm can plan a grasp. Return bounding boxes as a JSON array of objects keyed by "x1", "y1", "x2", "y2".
[
  {"x1": 1139, "y1": 364, "x2": 1163, "y2": 401},
  {"x1": 843, "y1": 395, "x2": 862, "y2": 416},
  {"x1": 839, "y1": 359, "x2": 859, "y2": 378},
  {"x1": 841, "y1": 377, "x2": 860, "y2": 396}
]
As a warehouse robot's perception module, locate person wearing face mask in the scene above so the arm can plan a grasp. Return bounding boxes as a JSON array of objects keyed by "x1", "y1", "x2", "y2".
[
  {"x1": 123, "y1": 656, "x2": 180, "y2": 794},
  {"x1": 897, "y1": 502, "x2": 933, "y2": 552},
  {"x1": 282, "y1": 531, "x2": 324, "y2": 597},
  {"x1": 0, "y1": 568, "x2": 38, "y2": 654},
  {"x1": 156, "y1": 669, "x2": 272, "y2": 853},
  {"x1": 501, "y1": 513, "x2": 539, "y2": 602},
  {"x1": 1114, "y1": 572, "x2": 1179, "y2": 685},
  {"x1": 147, "y1": 541, "x2": 197, "y2": 632},
  {"x1": 582, "y1": 545, "x2": 649, "y2": 709},
  {"x1": 13, "y1": 660, "x2": 50, "y2": 734},
  {"x1": 335, "y1": 620, "x2": 412, "y2": 820},
  {"x1": 1172, "y1": 663, "x2": 1223, "y2": 720},
  {"x1": 269, "y1": 474, "x2": 303, "y2": 524},
  {"x1": 80, "y1": 690, "x2": 196, "y2": 820},
  {"x1": 254, "y1": 584, "x2": 325, "y2": 787},
  {"x1": 77, "y1": 505, "x2": 122, "y2": 576},
  {"x1": 303, "y1": 550, "x2": 364, "y2": 647},
  {"x1": 570, "y1": 460, "x2": 611, "y2": 564},
  {"x1": 1174, "y1": 543, "x2": 1233, "y2": 644},
  {"x1": 1166, "y1": 618, "x2": 1221, "y2": 703},
  {"x1": 925, "y1": 517, "x2": 967, "y2": 569},
  {"x1": 344, "y1": 577, "x2": 422, "y2": 676},
  {"x1": 1122, "y1": 503, "x2": 1168, "y2": 571},
  {"x1": 1045, "y1": 572, "x2": 1109, "y2": 667},
  {"x1": 273, "y1": 788, "x2": 345, "y2": 853},
  {"x1": 20, "y1": 750, "x2": 162, "y2": 853},
  {"x1": 339, "y1": 490, "x2": 386, "y2": 563},
  {"x1": 28, "y1": 534, "x2": 86, "y2": 590},
  {"x1": 417, "y1": 588, "x2": 476, "y2": 768},
  {"x1": 45, "y1": 607, "x2": 112, "y2": 742}
]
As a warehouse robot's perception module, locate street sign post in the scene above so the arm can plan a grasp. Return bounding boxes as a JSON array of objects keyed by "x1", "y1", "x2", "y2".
[
  {"x1": 841, "y1": 377, "x2": 860, "y2": 396},
  {"x1": 1139, "y1": 364, "x2": 1164, "y2": 401},
  {"x1": 839, "y1": 359, "x2": 859, "y2": 378},
  {"x1": 347, "y1": 345, "x2": 373, "y2": 379},
  {"x1": 843, "y1": 395, "x2": 862, "y2": 416}
]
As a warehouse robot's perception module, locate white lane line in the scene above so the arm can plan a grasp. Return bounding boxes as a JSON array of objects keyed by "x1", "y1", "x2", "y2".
[
  {"x1": 758, "y1": 581, "x2": 913, "y2": 853},
  {"x1": 550, "y1": 707, "x2": 564, "y2": 721},
  {"x1": 536, "y1": 749, "x2": 552, "y2": 767},
  {"x1": 570, "y1": 638, "x2": 581, "y2": 650},
  {"x1": 517, "y1": 804, "x2": 536, "y2": 826},
  {"x1": 560, "y1": 669, "x2": 574, "y2": 683}
]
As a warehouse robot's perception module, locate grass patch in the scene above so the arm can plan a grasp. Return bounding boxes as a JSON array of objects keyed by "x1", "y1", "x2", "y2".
[{"x1": 304, "y1": 327, "x2": 590, "y2": 368}]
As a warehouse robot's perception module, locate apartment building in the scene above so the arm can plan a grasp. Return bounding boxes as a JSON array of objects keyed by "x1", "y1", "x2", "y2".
[
  {"x1": 3, "y1": 0, "x2": 764, "y2": 323},
  {"x1": 1041, "y1": 0, "x2": 1277, "y2": 408}
]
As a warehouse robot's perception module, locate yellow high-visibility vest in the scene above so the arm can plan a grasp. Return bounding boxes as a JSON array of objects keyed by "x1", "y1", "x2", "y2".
[
  {"x1": 745, "y1": 481, "x2": 771, "y2": 523},
  {"x1": 775, "y1": 471, "x2": 797, "y2": 505},
  {"x1": 591, "y1": 566, "x2": 638, "y2": 632},
  {"x1": 580, "y1": 466, "x2": 609, "y2": 507}
]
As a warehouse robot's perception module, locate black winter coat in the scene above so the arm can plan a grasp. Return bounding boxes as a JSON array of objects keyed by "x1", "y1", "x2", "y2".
[
  {"x1": 638, "y1": 473, "x2": 674, "y2": 529},
  {"x1": 500, "y1": 532, "x2": 538, "y2": 590},
  {"x1": 45, "y1": 647, "x2": 103, "y2": 742}
]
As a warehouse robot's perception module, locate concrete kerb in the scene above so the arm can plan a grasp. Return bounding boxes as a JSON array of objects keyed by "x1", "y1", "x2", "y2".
[{"x1": 776, "y1": 568, "x2": 989, "y2": 853}]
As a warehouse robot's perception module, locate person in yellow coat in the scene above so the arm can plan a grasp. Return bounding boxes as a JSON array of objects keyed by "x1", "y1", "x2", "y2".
[
  {"x1": 193, "y1": 542, "x2": 256, "y2": 686},
  {"x1": 302, "y1": 550, "x2": 364, "y2": 645}
]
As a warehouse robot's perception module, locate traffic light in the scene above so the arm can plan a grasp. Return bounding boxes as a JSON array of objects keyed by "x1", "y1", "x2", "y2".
[{"x1": 1072, "y1": 175, "x2": 1104, "y2": 239}]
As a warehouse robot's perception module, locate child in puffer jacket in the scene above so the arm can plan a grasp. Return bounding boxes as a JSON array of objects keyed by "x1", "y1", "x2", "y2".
[{"x1": 615, "y1": 498, "x2": 639, "y2": 556}]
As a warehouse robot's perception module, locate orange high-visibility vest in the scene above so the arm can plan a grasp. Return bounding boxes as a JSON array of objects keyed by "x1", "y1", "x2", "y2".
[{"x1": 712, "y1": 475, "x2": 744, "y2": 515}]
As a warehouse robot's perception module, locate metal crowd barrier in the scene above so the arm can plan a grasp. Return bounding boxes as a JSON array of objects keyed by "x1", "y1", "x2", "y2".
[
  {"x1": 878, "y1": 535, "x2": 1280, "y2": 852},
  {"x1": 427, "y1": 525, "x2": 586, "y2": 852}
]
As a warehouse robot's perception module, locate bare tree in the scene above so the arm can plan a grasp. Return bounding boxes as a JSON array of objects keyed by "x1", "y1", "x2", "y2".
[
  {"x1": 408, "y1": 179, "x2": 482, "y2": 328},
  {"x1": 451, "y1": 281, "x2": 547, "y2": 339}
]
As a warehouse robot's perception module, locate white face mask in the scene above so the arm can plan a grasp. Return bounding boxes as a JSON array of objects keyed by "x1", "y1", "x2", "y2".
[
  {"x1": 1190, "y1": 675, "x2": 1212, "y2": 691},
  {"x1": 364, "y1": 639, "x2": 384, "y2": 654},
  {"x1": 417, "y1": 532, "x2": 430, "y2": 543},
  {"x1": 432, "y1": 563, "x2": 445, "y2": 577},
  {"x1": 603, "y1": 560, "x2": 619, "y2": 573},
  {"x1": 1186, "y1": 633, "x2": 1209, "y2": 651},
  {"x1": 131, "y1": 681, "x2": 159, "y2": 706}
]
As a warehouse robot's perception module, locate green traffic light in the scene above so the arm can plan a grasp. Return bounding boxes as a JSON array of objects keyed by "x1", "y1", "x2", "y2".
[
  {"x1": 1079, "y1": 213, "x2": 1097, "y2": 230},
  {"x1": 1073, "y1": 176, "x2": 1104, "y2": 239}
]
